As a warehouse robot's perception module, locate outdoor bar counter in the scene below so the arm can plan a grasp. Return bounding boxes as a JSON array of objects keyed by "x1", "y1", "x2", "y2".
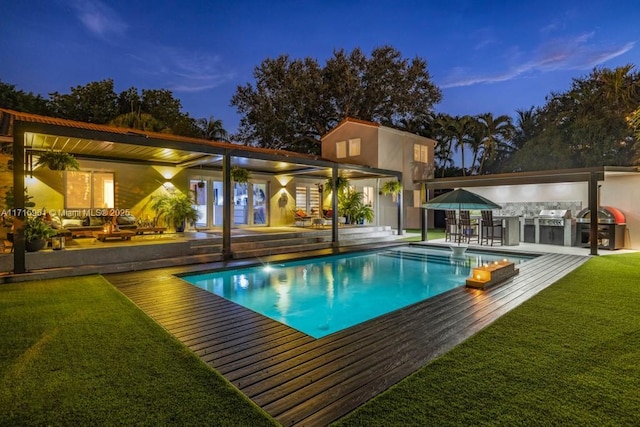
[{"x1": 497, "y1": 216, "x2": 520, "y2": 246}]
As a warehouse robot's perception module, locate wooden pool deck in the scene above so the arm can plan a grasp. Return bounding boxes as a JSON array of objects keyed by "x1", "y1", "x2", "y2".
[{"x1": 105, "y1": 250, "x2": 589, "y2": 426}]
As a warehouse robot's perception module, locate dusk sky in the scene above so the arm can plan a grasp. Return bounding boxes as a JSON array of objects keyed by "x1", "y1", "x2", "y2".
[{"x1": 2, "y1": 0, "x2": 639, "y2": 135}]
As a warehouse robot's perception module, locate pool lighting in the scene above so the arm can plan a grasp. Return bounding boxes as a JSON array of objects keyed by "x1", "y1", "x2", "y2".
[{"x1": 263, "y1": 265, "x2": 274, "y2": 272}]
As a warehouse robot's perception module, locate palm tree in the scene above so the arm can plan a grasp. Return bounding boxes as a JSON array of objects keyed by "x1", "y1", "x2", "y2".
[
  {"x1": 513, "y1": 107, "x2": 539, "y2": 150},
  {"x1": 598, "y1": 64, "x2": 638, "y2": 111},
  {"x1": 466, "y1": 118, "x2": 485, "y2": 174},
  {"x1": 430, "y1": 114, "x2": 454, "y2": 177},
  {"x1": 476, "y1": 113, "x2": 514, "y2": 174},
  {"x1": 448, "y1": 115, "x2": 474, "y2": 176},
  {"x1": 197, "y1": 116, "x2": 229, "y2": 141}
]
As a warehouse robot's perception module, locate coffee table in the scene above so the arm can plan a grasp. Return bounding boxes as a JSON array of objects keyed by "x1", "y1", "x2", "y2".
[{"x1": 93, "y1": 230, "x2": 136, "y2": 242}]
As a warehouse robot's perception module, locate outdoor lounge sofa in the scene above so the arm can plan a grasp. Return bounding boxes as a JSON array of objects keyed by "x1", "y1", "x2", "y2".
[{"x1": 51, "y1": 213, "x2": 137, "y2": 237}]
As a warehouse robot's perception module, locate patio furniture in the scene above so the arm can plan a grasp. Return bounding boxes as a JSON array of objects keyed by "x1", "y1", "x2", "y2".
[
  {"x1": 93, "y1": 230, "x2": 136, "y2": 242},
  {"x1": 293, "y1": 209, "x2": 312, "y2": 227},
  {"x1": 135, "y1": 227, "x2": 167, "y2": 235},
  {"x1": 56, "y1": 213, "x2": 137, "y2": 237},
  {"x1": 460, "y1": 210, "x2": 479, "y2": 243},
  {"x1": 445, "y1": 210, "x2": 460, "y2": 242},
  {"x1": 481, "y1": 210, "x2": 502, "y2": 246}
]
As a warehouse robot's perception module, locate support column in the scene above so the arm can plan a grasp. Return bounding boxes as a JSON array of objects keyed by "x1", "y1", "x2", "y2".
[
  {"x1": 331, "y1": 165, "x2": 338, "y2": 247},
  {"x1": 396, "y1": 175, "x2": 404, "y2": 236},
  {"x1": 12, "y1": 124, "x2": 26, "y2": 273},
  {"x1": 222, "y1": 153, "x2": 232, "y2": 260},
  {"x1": 421, "y1": 183, "x2": 428, "y2": 241},
  {"x1": 588, "y1": 171, "x2": 599, "y2": 256}
]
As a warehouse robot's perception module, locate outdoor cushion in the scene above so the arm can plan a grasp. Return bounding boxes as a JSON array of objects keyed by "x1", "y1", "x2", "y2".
[
  {"x1": 61, "y1": 218, "x2": 84, "y2": 228},
  {"x1": 117, "y1": 214, "x2": 136, "y2": 225},
  {"x1": 89, "y1": 216, "x2": 105, "y2": 227}
]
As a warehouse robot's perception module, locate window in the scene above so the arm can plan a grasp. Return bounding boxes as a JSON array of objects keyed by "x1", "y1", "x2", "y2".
[
  {"x1": 336, "y1": 140, "x2": 347, "y2": 158},
  {"x1": 65, "y1": 171, "x2": 114, "y2": 209},
  {"x1": 295, "y1": 186, "x2": 320, "y2": 215},
  {"x1": 413, "y1": 144, "x2": 428, "y2": 163},
  {"x1": 348, "y1": 138, "x2": 361, "y2": 156}
]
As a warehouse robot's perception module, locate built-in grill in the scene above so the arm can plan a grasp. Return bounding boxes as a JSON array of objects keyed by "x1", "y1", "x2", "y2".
[
  {"x1": 576, "y1": 206, "x2": 626, "y2": 250},
  {"x1": 537, "y1": 209, "x2": 573, "y2": 246},
  {"x1": 538, "y1": 209, "x2": 570, "y2": 226}
]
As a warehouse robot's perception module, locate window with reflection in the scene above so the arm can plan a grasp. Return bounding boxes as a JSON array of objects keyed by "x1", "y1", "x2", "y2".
[{"x1": 65, "y1": 171, "x2": 114, "y2": 208}]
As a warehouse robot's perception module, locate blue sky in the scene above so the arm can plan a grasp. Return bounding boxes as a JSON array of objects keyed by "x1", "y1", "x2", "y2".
[{"x1": 1, "y1": 0, "x2": 638, "y2": 135}]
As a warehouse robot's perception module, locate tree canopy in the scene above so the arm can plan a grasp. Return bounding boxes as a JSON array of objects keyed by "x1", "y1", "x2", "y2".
[
  {"x1": 506, "y1": 65, "x2": 640, "y2": 171},
  {"x1": 231, "y1": 46, "x2": 442, "y2": 153},
  {"x1": 0, "y1": 81, "x2": 50, "y2": 115},
  {"x1": 1, "y1": 78, "x2": 226, "y2": 140}
]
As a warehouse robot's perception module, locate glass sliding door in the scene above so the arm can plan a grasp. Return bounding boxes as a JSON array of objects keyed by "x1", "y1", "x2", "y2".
[
  {"x1": 233, "y1": 182, "x2": 249, "y2": 225},
  {"x1": 253, "y1": 182, "x2": 267, "y2": 225},
  {"x1": 190, "y1": 179, "x2": 207, "y2": 228},
  {"x1": 213, "y1": 181, "x2": 223, "y2": 226},
  {"x1": 207, "y1": 180, "x2": 268, "y2": 227}
]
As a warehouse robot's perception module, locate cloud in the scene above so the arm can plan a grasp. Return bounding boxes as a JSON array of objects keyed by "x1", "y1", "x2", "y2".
[
  {"x1": 129, "y1": 45, "x2": 236, "y2": 93},
  {"x1": 441, "y1": 33, "x2": 635, "y2": 89},
  {"x1": 69, "y1": 0, "x2": 128, "y2": 39}
]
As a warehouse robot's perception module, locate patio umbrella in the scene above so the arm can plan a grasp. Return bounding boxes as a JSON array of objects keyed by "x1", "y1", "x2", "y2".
[
  {"x1": 422, "y1": 188, "x2": 502, "y2": 211},
  {"x1": 422, "y1": 188, "x2": 502, "y2": 252}
]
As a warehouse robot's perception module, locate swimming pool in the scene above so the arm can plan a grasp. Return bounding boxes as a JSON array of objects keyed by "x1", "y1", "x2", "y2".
[{"x1": 182, "y1": 246, "x2": 534, "y2": 338}]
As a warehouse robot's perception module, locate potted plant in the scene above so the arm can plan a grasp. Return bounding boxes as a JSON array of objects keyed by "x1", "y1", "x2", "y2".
[
  {"x1": 3, "y1": 187, "x2": 36, "y2": 210},
  {"x1": 231, "y1": 166, "x2": 251, "y2": 184},
  {"x1": 35, "y1": 150, "x2": 80, "y2": 171},
  {"x1": 151, "y1": 191, "x2": 200, "y2": 232},
  {"x1": 380, "y1": 180, "x2": 402, "y2": 196},
  {"x1": 325, "y1": 175, "x2": 350, "y2": 194},
  {"x1": 24, "y1": 216, "x2": 56, "y2": 252},
  {"x1": 338, "y1": 189, "x2": 374, "y2": 225}
]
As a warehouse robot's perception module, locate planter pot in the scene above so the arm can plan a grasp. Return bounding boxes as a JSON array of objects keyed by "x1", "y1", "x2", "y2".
[{"x1": 26, "y1": 238, "x2": 46, "y2": 252}]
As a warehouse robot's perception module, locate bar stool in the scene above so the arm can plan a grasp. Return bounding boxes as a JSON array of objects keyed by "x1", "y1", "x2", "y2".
[
  {"x1": 445, "y1": 210, "x2": 460, "y2": 242},
  {"x1": 459, "y1": 210, "x2": 478, "y2": 243},
  {"x1": 481, "y1": 210, "x2": 502, "y2": 246}
]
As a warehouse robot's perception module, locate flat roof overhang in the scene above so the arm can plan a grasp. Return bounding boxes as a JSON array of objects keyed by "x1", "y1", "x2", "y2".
[{"x1": 9, "y1": 120, "x2": 399, "y2": 181}]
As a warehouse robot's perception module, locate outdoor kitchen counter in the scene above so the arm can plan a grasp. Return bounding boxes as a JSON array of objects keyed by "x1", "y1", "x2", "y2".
[{"x1": 495, "y1": 216, "x2": 520, "y2": 246}]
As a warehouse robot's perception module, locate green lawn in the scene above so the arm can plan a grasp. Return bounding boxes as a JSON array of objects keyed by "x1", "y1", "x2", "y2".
[
  {"x1": 0, "y1": 276, "x2": 276, "y2": 426},
  {"x1": 333, "y1": 253, "x2": 640, "y2": 426},
  {"x1": 2, "y1": 254, "x2": 639, "y2": 426},
  {"x1": 402, "y1": 228, "x2": 445, "y2": 242}
]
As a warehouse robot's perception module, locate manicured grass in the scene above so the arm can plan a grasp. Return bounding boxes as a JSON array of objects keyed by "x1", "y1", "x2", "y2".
[
  {"x1": 333, "y1": 253, "x2": 640, "y2": 426},
  {"x1": 0, "y1": 275, "x2": 276, "y2": 426},
  {"x1": 402, "y1": 228, "x2": 445, "y2": 242}
]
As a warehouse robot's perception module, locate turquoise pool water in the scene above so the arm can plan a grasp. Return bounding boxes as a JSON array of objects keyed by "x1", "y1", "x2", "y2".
[{"x1": 182, "y1": 246, "x2": 534, "y2": 338}]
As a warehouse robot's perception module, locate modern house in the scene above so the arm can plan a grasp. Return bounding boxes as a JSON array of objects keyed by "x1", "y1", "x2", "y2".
[{"x1": 321, "y1": 118, "x2": 436, "y2": 229}]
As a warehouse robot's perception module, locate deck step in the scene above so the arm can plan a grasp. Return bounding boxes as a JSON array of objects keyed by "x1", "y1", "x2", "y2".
[
  {"x1": 232, "y1": 242, "x2": 334, "y2": 259},
  {"x1": 179, "y1": 225, "x2": 400, "y2": 260}
]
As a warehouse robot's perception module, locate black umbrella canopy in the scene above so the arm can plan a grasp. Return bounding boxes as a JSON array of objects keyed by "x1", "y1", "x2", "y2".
[{"x1": 422, "y1": 188, "x2": 502, "y2": 210}]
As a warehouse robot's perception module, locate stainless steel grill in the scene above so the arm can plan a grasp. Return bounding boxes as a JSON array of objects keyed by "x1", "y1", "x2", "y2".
[{"x1": 537, "y1": 209, "x2": 571, "y2": 227}]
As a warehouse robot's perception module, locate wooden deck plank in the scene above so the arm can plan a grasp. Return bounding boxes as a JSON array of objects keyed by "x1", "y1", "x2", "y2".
[{"x1": 105, "y1": 251, "x2": 589, "y2": 427}]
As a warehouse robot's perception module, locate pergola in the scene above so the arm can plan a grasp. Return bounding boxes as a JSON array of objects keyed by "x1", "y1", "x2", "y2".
[{"x1": 1, "y1": 109, "x2": 402, "y2": 274}]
